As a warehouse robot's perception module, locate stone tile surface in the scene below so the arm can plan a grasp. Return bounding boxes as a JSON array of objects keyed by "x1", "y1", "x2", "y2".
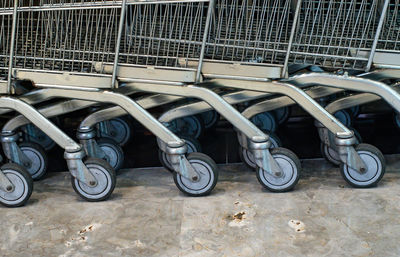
[{"x1": 1, "y1": 156, "x2": 400, "y2": 257}]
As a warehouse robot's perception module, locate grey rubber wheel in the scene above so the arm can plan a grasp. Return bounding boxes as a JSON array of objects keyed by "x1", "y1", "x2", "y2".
[
  {"x1": 239, "y1": 133, "x2": 282, "y2": 170},
  {"x1": 0, "y1": 163, "x2": 33, "y2": 207},
  {"x1": 256, "y1": 147, "x2": 301, "y2": 192},
  {"x1": 71, "y1": 158, "x2": 116, "y2": 201},
  {"x1": 340, "y1": 144, "x2": 385, "y2": 188},
  {"x1": 159, "y1": 136, "x2": 202, "y2": 172},
  {"x1": 19, "y1": 142, "x2": 48, "y2": 180},
  {"x1": 101, "y1": 118, "x2": 132, "y2": 147},
  {"x1": 97, "y1": 138, "x2": 124, "y2": 171},
  {"x1": 173, "y1": 152, "x2": 218, "y2": 196}
]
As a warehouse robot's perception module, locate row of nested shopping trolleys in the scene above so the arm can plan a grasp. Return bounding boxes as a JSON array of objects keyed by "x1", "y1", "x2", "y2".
[{"x1": 0, "y1": 0, "x2": 399, "y2": 207}]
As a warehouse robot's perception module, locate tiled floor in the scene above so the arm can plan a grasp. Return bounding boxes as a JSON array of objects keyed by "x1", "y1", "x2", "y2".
[{"x1": 1, "y1": 156, "x2": 400, "y2": 257}]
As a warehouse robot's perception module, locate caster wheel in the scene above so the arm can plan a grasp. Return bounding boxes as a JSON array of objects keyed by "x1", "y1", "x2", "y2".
[
  {"x1": 239, "y1": 132, "x2": 282, "y2": 169},
  {"x1": 0, "y1": 163, "x2": 33, "y2": 207},
  {"x1": 320, "y1": 128, "x2": 362, "y2": 166},
  {"x1": 173, "y1": 152, "x2": 218, "y2": 196},
  {"x1": 170, "y1": 115, "x2": 204, "y2": 139},
  {"x1": 200, "y1": 110, "x2": 220, "y2": 130},
  {"x1": 273, "y1": 107, "x2": 290, "y2": 125},
  {"x1": 340, "y1": 144, "x2": 385, "y2": 188},
  {"x1": 250, "y1": 112, "x2": 277, "y2": 132},
  {"x1": 256, "y1": 147, "x2": 301, "y2": 192},
  {"x1": 394, "y1": 113, "x2": 400, "y2": 130},
  {"x1": 71, "y1": 158, "x2": 116, "y2": 201},
  {"x1": 351, "y1": 127, "x2": 363, "y2": 144},
  {"x1": 334, "y1": 110, "x2": 352, "y2": 127},
  {"x1": 159, "y1": 135, "x2": 201, "y2": 172},
  {"x1": 349, "y1": 105, "x2": 360, "y2": 118},
  {"x1": 100, "y1": 117, "x2": 132, "y2": 147},
  {"x1": 320, "y1": 143, "x2": 341, "y2": 166},
  {"x1": 97, "y1": 138, "x2": 124, "y2": 171},
  {"x1": 23, "y1": 125, "x2": 56, "y2": 151},
  {"x1": 19, "y1": 142, "x2": 48, "y2": 180}
]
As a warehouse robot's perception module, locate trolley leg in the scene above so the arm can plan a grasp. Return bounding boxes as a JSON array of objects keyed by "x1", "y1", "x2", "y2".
[
  {"x1": 77, "y1": 94, "x2": 181, "y2": 161},
  {"x1": 40, "y1": 89, "x2": 201, "y2": 181},
  {"x1": 209, "y1": 78, "x2": 367, "y2": 173},
  {"x1": 121, "y1": 83, "x2": 284, "y2": 176},
  {"x1": 287, "y1": 73, "x2": 400, "y2": 112},
  {"x1": 0, "y1": 97, "x2": 97, "y2": 187}
]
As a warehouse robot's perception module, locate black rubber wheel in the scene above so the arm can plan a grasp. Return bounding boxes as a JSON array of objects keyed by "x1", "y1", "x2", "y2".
[
  {"x1": 19, "y1": 142, "x2": 48, "y2": 180},
  {"x1": 71, "y1": 158, "x2": 116, "y2": 201},
  {"x1": 256, "y1": 147, "x2": 301, "y2": 192},
  {"x1": 159, "y1": 135, "x2": 202, "y2": 172},
  {"x1": 0, "y1": 163, "x2": 33, "y2": 207},
  {"x1": 173, "y1": 152, "x2": 218, "y2": 197},
  {"x1": 340, "y1": 144, "x2": 385, "y2": 188},
  {"x1": 97, "y1": 138, "x2": 124, "y2": 171}
]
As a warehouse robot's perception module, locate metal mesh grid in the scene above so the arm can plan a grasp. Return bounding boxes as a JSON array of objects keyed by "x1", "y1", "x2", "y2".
[
  {"x1": 12, "y1": 1, "x2": 120, "y2": 73},
  {"x1": 119, "y1": 1, "x2": 208, "y2": 67},
  {"x1": 377, "y1": 0, "x2": 400, "y2": 52},
  {"x1": 289, "y1": 0, "x2": 382, "y2": 70},
  {"x1": 0, "y1": 1, "x2": 15, "y2": 79},
  {"x1": 205, "y1": 0, "x2": 293, "y2": 65},
  {"x1": 1, "y1": 0, "x2": 400, "y2": 81}
]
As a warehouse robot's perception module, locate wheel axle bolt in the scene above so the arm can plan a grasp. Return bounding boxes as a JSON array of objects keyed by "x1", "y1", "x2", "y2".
[
  {"x1": 6, "y1": 186, "x2": 12, "y2": 192},
  {"x1": 192, "y1": 176, "x2": 199, "y2": 182},
  {"x1": 89, "y1": 181, "x2": 96, "y2": 186},
  {"x1": 360, "y1": 167, "x2": 366, "y2": 173}
]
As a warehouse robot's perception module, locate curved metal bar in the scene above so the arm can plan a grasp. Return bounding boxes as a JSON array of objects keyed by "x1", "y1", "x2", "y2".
[
  {"x1": 0, "y1": 97, "x2": 80, "y2": 151},
  {"x1": 287, "y1": 73, "x2": 400, "y2": 113},
  {"x1": 40, "y1": 88, "x2": 183, "y2": 145},
  {"x1": 79, "y1": 94, "x2": 182, "y2": 130},
  {"x1": 242, "y1": 87, "x2": 343, "y2": 119},
  {"x1": 209, "y1": 78, "x2": 351, "y2": 136},
  {"x1": 125, "y1": 81, "x2": 269, "y2": 141},
  {"x1": 358, "y1": 69, "x2": 400, "y2": 81},
  {"x1": 3, "y1": 100, "x2": 95, "y2": 132},
  {"x1": 325, "y1": 94, "x2": 381, "y2": 114},
  {"x1": 159, "y1": 91, "x2": 270, "y2": 123}
]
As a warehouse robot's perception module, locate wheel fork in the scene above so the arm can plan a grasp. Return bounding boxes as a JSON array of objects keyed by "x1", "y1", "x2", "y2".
[
  {"x1": 1, "y1": 132, "x2": 32, "y2": 170},
  {"x1": 166, "y1": 142, "x2": 200, "y2": 182},
  {"x1": 315, "y1": 122, "x2": 367, "y2": 174},
  {"x1": 0, "y1": 169, "x2": 14, "y2": 193}
]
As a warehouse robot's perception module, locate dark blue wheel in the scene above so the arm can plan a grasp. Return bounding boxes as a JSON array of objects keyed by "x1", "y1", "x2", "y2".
[
  {"x1": 334, "y1": 110, "x2": 352, "y2": 127},
  {"x1": 250, "y1": 112, "x2": 277, "y2": 132},
  {"x1": 169, "y1": 116, "x2": 204, "y2": 139}
]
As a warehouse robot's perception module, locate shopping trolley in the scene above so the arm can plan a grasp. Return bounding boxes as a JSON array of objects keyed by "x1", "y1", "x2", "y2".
[
  {"x1": 145, "y1": 0, "x2": 398, "y2": 188},
  {"x1": 76, "y1": 0, "x2": 383, "y2": 190},
  {"x1": 0, "y1": 0, "x2": 301, "y2": 203}
]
